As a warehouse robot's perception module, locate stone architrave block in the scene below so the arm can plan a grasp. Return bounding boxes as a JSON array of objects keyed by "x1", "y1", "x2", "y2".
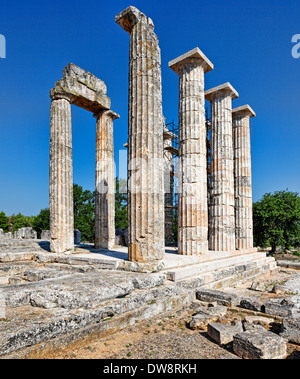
[{"x1": 233, "y1": 330, "x2": 287, "y2": 359}]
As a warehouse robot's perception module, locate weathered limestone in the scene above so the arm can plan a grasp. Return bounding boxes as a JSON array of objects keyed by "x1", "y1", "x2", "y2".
[
  {"x1": 94, "y1": 110, "x2": 119, "y2": 249},
  {"x1": 50, "y1": 63, "x2": 111, "y2": 113},
  {"x1": 233, "y1": 330, "x2": 287, "y2": 359},
  {"x1": 207, "y1": 322, "x2": 243, "y2": 345},
  {"x1": 232, "y1": 105, "x2": 256, "y2": 250},
  {"x1": 169, "y1": 48, "x2": 213, "y2": 255},
  {"x1": 14, "y1": 227, "x2": 37, "y2": 240},
  {"x1": 50, "y1": 64, "x2": 113, "y2": 254},
  {"x1": 49, "y1": 93, "x2": 74, "y2": 254},
  {"x1": 74, "y1": 229, "x2": 81, "y2": 244},
  {"x1": 163, "y1": 126, "x2": 176, "y2": 245},
  {"x1": 205, "y1": 83, "x2": 239, "y2": 252},
  {"x1": 116, "y1": 6, "x2": 165, "y2": 263}
]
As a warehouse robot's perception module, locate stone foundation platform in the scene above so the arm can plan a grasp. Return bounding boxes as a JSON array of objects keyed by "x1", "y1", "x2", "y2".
[{"x1": 0, "y1": 240, "x2": 277, "y2": 357}]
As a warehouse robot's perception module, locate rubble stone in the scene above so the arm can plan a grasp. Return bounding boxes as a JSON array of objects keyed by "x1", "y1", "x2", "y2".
[
  {"x1": 280, "y1": 317, "x2": 300, "y2": 344},
  {"x1": 233, "y1": 330, "x2": 287, "y2": 359},
  {"x1": 189, "y1": 305, "x2": 227, "y2": 330}
]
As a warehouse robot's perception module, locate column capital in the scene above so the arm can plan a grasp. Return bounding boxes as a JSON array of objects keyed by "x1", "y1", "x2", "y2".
[
  {"x1": 93, "y1": 109, "x2": 120, "y2": 121},
  {"x1": 50, "y1": 88, "x2": 74, "y2": 103},
  {"x1": 232, "y1": 104, "x2": 256, "y2": 119},
  {"x1": 205, "y1": 82, "x2": 239, "y2": 102},
  {"x1": 169, "y1": 47, "x2": 214, "y2": 75},
  {"x1": 115, "y1": 6, "x2": 154, "y2": 34}
]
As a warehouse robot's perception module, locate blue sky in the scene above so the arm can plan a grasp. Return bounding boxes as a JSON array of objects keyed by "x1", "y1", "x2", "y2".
[{"x1": 0, "y1": 0, "x2": 299, "y2": 216}]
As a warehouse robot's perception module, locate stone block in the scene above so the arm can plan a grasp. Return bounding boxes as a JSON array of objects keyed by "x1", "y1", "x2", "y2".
[
  {"x1": 280, "y1": 317, "x2": 300, "y2": 344},
  {"x1": 189, "y1": 305, "x2": 227, "y2": 330},
  {"x1": 196, "y1": 289, "x2": 240, "y2": 307},
  {"x1": 74, "y1": 229, "x2": 81, "y2": 244},
  {"x1": 14, "y1": 227, "x2": 37, "y2": 240},
  {"x1": 41, "y1": 230, "x2": 50, "y2": 241},
  {"x1": 207, "y1": 322, "x2": 243, "y2": 345},
  {"x1": 233, "y1": 330, "x2": 287, "y2": 359},
  {"x1": 240, "y1": 298, "x2": 264, "y2": 312},
  {"x1": 265, "y1": 297, "x2": 300, "y2": 318}
]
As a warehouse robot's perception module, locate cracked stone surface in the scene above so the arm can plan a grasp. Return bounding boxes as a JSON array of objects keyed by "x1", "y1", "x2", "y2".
[
  {"x1": 116, "y1": 6, "x2": 165, "y2": 263},
  {"x1": 232, "y1": 105, "x2": 256, "y2": 250}
]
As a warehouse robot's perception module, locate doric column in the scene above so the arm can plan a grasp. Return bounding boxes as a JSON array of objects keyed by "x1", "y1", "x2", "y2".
[
  {"x1": 94, "y1": 110, "x2": 120, "y2": 250},
  {"x1": 49, "y1": 93, "x2": 74, "y2": 253},
  {"x1": 205, "y1": 83, "x2": 239, "y2": 252},
  {"x1": 116, "y1": 6, "x2": 165, "y2": 263},
  {"x1": 163, "y1": 126, "x2": 175, "y2": 245},
  {"x1": 169, "y1": 48, "x2": 213, "y2": 255},
  {"x1": 232, "y1": 105, "x2": 256, "y2": 250}
]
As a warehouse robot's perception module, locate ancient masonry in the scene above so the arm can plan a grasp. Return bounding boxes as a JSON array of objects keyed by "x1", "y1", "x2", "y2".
[
  {"x1": 169, "y1": 48, "x2": 213, "y2": 256},
  {"x1": 49, "y1": 64, "x2": 119, "y2": 254},
  {"x1": 116, "y1": 7, "x2": 165, "y2": 263},
  {"x1": 205, "y1": 83, "x2": 238, "y2": 252},
  {"x1": 232, "y1": 105, "x2": 256, "y2": 250},
  {"x1": 48, "y1": 6, "x2": 257, "y2": 264}
]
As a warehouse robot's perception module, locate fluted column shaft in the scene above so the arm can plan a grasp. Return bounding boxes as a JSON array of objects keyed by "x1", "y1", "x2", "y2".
[
  {"x1": 116, "y1": 7, "x2": 165, "y2": 262},
  {"x1": 206, "y1": 85, "x2": 238, "y2": 251},
  {"x1": 177, "y1": 60, "x2": 208, "y2": 255},
  {"x1": 49, "y1": 94, "x2": 74, "y2": 253},
  {"x1": 232, "y1": 107, "x2": 255, "y2": 249},
  {"x1": 94, "y1": 110, "x2": 119, "y2": 249},
  {"x1": 164, "y1": 132, "x2": 173, "y2": 245}
]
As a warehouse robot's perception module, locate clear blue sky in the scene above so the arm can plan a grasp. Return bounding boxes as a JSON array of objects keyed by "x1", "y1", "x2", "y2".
[{"x1": 0, "y1": 0, "x2": 299, "y2": 216}]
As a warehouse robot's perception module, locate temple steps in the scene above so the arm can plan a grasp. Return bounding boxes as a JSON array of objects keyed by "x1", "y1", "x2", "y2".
[{"x1": 163, "y1": 252, "x2": 277, "y2": 284}]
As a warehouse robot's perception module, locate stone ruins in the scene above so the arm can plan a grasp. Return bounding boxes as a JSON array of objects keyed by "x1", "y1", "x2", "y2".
[
  {"x1": 2, "y1": 5, "x2": 298, "y2": 360},
  {"x1": 49, "y1": 6, "x2": 259, "y2": 266}
]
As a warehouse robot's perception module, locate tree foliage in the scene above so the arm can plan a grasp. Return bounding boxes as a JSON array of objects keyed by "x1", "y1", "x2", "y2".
[
  {"x1": 115, "y1": 177, "x2": 128, "y2": 229},
  {"x1": 32, "y1": 208, "x2": 50, "y2": 238},
  {"x1": 73, "y1": 184, "x2": 95, "y2": 242},
  {"x1": 253, "y1": 190, "x2": 300, "y2": 252},
  {"x1": 0, "y1": 211, "x2": 8, "y2": 232},
  {"x1": 9, "y1": 213, "x2": 34, "y2": 232}
]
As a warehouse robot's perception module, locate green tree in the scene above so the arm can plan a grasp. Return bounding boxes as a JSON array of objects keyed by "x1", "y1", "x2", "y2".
[
  {"x1": 115, "y1": 177, "x2": 128, "y2": 229},
  {"x1": 73, "y1": 184, "x2": 95, "y2": 242},
  {"x1": 0, "y1": 211, "x2": 8, "y2": 232},
  {"x1": 32, "y1": 208, "x2": 50, "y2": 238},
  {"x1": 253, "y1": 190, "x2": 300, "y2": 252},
  {"x1": 9, "y1": 213, "x2": 33, "y2": 232}
]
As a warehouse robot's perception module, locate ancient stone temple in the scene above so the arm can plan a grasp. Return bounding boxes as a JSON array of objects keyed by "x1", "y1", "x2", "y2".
[
  {"x1": 116, "y1": 6, "x2": 165, "y2": 263},
  {"x1": 205, "y1": 83, "x2": 238, "y2": 252},
  {"x1": 49, "y1": 64, "x2": 118, "y2": 253},
  {"x1": 232, "y1": 105, "x2": 256, "y2": 250},
  {"x1": 169, "y1": 48, "x2": 213, "y2": 256}
]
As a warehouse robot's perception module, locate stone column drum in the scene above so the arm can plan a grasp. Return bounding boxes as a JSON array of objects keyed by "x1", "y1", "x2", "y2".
[
  {"x1": 49, "y1": 93, "x2": 74, "y2": 253},
  {"x1": 116, "y1": 6, "x2": 165, "y2": 263},
  {"x1": 169, "y1": 48, "x2": 213, "y2": 255},
  {"x1": 205, "y1": 83, "x2": 239, "y2": 252},
  {"x1": 232, "y1": 105, "x2": 256, "y2": 250},
  {"x1": 94, "y1": 110, "x2": 120, "y2": 250},
  {"x1": 163, "y1": 127, "x2": 175, "y2": 245}
]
